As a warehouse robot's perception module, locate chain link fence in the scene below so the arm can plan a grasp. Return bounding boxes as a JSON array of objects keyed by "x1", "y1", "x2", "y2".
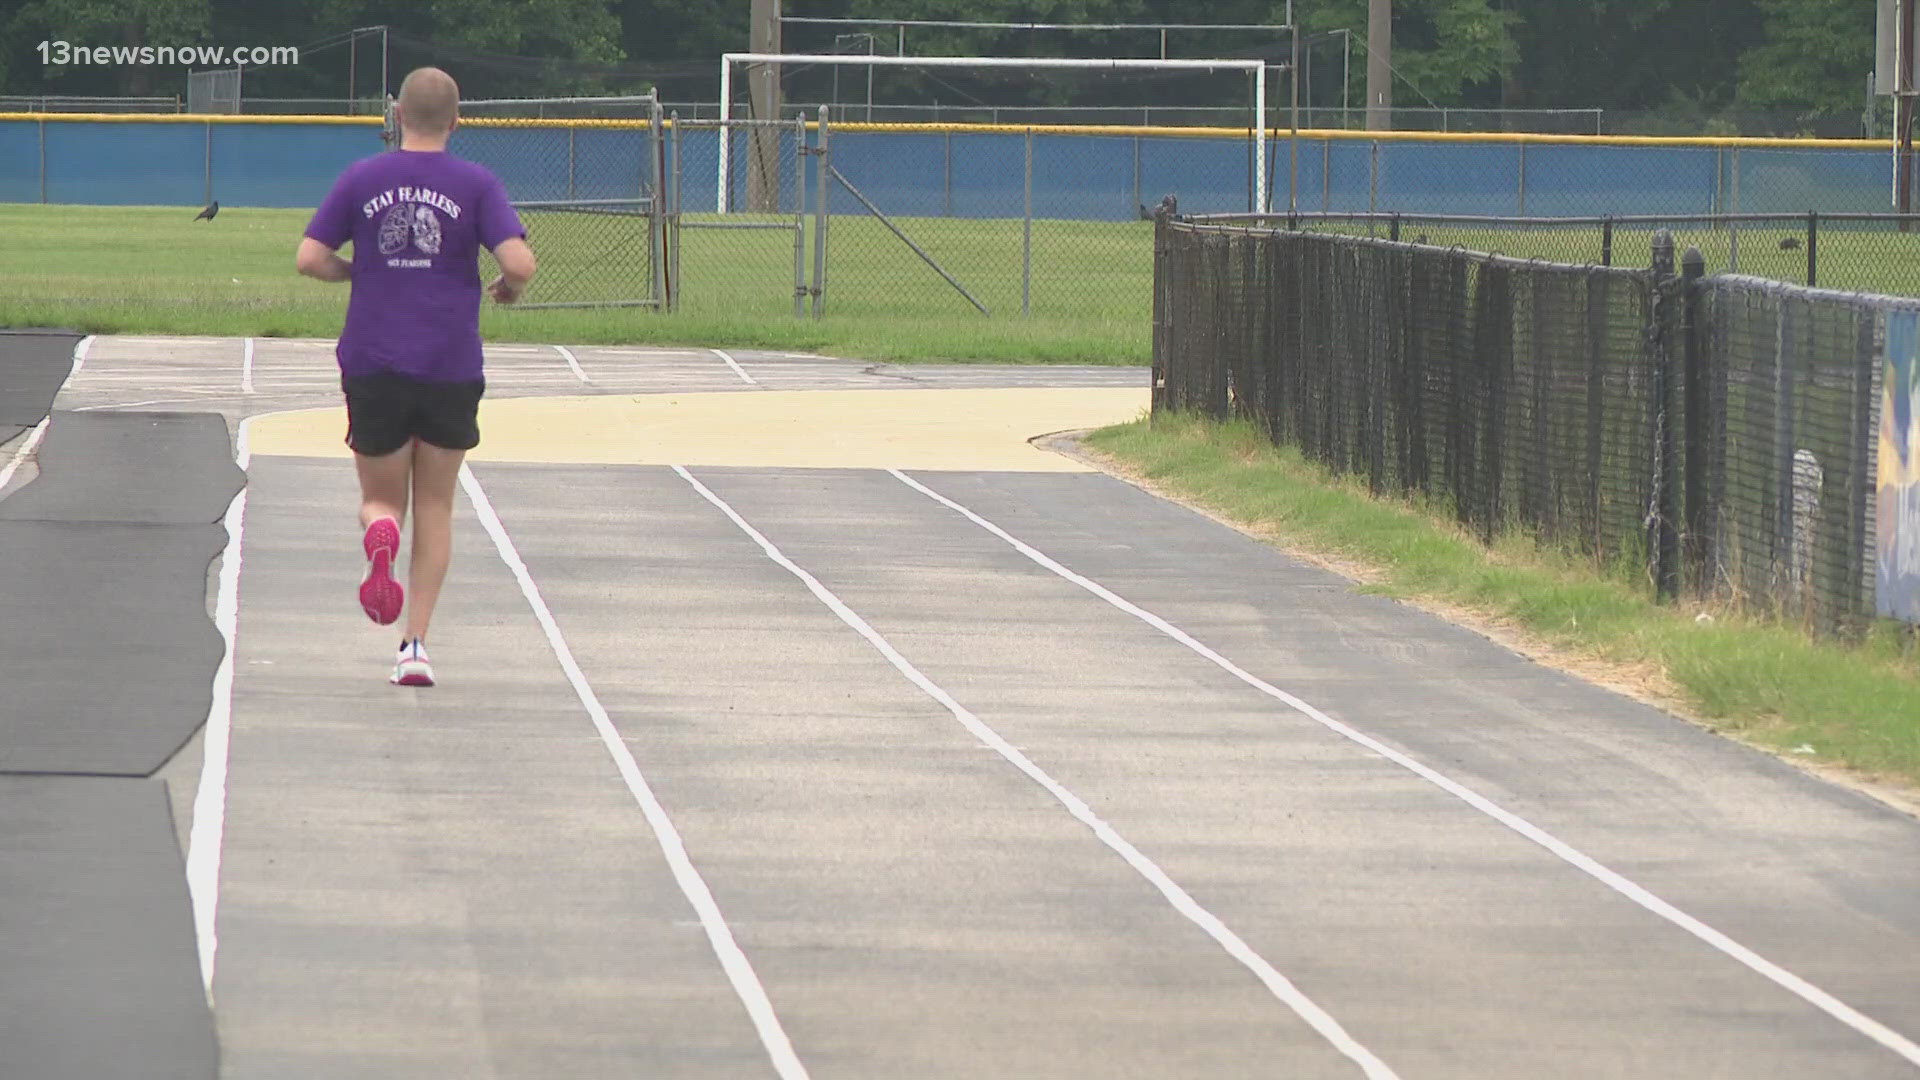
[
  {"x1": 1154, "y1": 215, "x2": 1910, "y2": 634},
  {"x1": 449, "y1": 111, "x2": 666, "y2": 309},
  {"x1": 1264, "y1": 212, "x2": 1920, "y2": 301},
  {"x1": 1696, "y1": 277, "x2": 1891, "y2": 628},
  {"x1": 814, "y1": 122, "x2": 1249, "y2": 329},
  {"x1": 668, "y1": 115, "x2": 810, "y2": 318}
]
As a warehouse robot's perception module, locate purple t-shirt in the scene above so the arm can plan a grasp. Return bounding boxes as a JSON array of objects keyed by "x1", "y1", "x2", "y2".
[{"x1": 305, "y1": 150, "x2": 525, "y2": 382}]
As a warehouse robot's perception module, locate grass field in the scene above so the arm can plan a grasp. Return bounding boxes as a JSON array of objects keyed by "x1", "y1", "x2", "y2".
[
  {"x1": 1088, "y1": 414, "x2": 1920, "y2": 792},
  {"x1": 0, "y1": 204, "x2": 1152, "y2": 364},
  {"x1": 1307, "y1": 219, "x2": 1920, "y2": 296}
]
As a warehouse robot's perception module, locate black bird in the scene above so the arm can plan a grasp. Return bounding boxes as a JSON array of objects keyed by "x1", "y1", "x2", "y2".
[
  {"x1": 194, "y1": 201, "x2": 219, "y2": 221},
  {"x1": 1779, "y1": 236, "x2": 1802, "y2": 251},
  {"x1": 1137, "y1": 194, "x2": 1180, "y2": 221}
]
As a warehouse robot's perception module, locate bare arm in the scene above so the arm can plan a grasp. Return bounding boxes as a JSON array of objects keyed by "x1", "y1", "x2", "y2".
[
  {"x1": 488, "y1": 237, "x2": 537, "y2": 304},
  {"x1": 296, "y1": 237, "x2": 351, "y2": 283}
]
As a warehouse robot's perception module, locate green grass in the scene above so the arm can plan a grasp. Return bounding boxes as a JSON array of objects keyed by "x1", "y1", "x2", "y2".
[
  {"x1": 0, "y1": 204, "x2": 1150, "y2": 364},
  {"x1": 1088, "y1": 412, "x2": 1920, "y2": 790},
  {"x1": 1316, "y1": 220, "x2": 1920, "y2": 295}
]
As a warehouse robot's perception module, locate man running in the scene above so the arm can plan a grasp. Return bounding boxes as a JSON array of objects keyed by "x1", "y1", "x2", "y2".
[{"x1": 297, "y1": 66, "x2": 535, "y2": 687}]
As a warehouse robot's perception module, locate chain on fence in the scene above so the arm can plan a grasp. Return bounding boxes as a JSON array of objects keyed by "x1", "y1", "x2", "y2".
[{"x1": 1155, "y1": 218, "x2": 1908, "y2": 633}]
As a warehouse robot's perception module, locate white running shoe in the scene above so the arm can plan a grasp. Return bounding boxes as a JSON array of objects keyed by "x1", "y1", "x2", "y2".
[{"x1": 390, "y1": 639, "x2": 434, "y2": 687}]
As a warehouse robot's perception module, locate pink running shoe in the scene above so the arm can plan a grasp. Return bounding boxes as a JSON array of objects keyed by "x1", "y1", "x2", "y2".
[{"x1": 359, "y1": 517, "x2": 404, "y2": 625}]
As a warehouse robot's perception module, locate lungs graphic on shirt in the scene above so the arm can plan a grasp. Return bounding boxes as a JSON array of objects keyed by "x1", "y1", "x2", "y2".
[
  {"x1": 377, "y1": 203, "x2": 412, "y2": 254},
  {"x1": 375, "y1": 201, "x2": 445, "y2": 256},
  {"x1": 412, "y1": 204, "x2": 442, "y2": 254}
]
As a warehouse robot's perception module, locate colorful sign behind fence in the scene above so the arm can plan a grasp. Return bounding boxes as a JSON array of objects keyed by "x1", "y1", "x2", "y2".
[{"x1": 1879, "y1": 310, "x2": 1920, "y2": 623}]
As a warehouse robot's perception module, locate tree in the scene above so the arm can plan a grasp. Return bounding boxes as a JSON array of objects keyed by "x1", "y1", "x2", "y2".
[
  {"x1": 1505, "y1": 0, "x2": 1762, "y2": 113},
  {"x1": 1298, "y1": 0, "x2": 1516, "y2": 109},
  {"x1": 1737, "y1": 0, "x2": 1875, "y2": 113},
  {"x1": 11, "y1": 0, "x2": 211, "y2": 94}
]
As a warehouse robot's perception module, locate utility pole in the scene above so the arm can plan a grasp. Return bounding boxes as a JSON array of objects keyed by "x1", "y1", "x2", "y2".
[
  {"x1": 1366, "y1": 0, "x2": 1392, "y2": 131},
  {"x1": 748, "y1": 0, "x2": 782, "y2": 212}
]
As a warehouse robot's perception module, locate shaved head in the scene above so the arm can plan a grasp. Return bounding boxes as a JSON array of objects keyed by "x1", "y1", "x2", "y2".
[{"x1": 398, "y1": 67, "x2": 459, "y2": 137}]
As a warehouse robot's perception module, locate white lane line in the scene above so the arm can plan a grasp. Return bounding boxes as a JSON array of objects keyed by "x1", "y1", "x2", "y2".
[
  {"x1": 241, "y1": 337, "x2": 255, "y2": 394},
  {"x1": 186, "y1": 416, "x2": 253, "y2": 999},
  {"x1": 552, "y1": 344, "x2": 592, "y2": 384},
  {"x1": 711, "y1": 348, "x2": 759, "y2": 386},
  {"x1": 73, "y1": 395, "x2": 235, "y2": 412},
  {"x1": 70, "y1": 334, "x2": 93, "y2": 378},
  {"x1": 674, "y1": 464, "x2": 1397, "y2": 1080},
  {"x1": 459, "y1": 464, "x2": 808, "y2": 1080},
  {"x1": 0, "y1": 416, "x2": 52, "y2": 492},
  {"x1": 890, "y1": 468, "x2": 1920, "y2": 1071}
]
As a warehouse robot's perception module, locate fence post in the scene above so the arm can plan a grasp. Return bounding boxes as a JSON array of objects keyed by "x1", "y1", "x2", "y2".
[
  {"x1": 1151, "y1": 206, "x2": 1169, "y2": 415},
  {"x1": 1321, "y1": 138, "x2": 1331, "y2": 212},
  {"x1": 1132, "y1": 135, "x2": 1142, "y2": 222},
  {"x1": 812, "y1": 105, "x2": 830, "y2": 319},
  {"x1": 1650, "y1": 229, "x2": 1682, "y2": 601},
  {"x1": 1805, "y1": 211, "x2": 1819, "y2": 287},
  {"x1": 37, "y1": 117, "x2": 45, "y2": 203},
  {"x1": 203, "y1": 121, "x2": 213, "y2": 207},
  {"x1": 650, "y1": 102, "x2": 667, "y2": 312},
  {"x1": 1681, "y1": 246, "x2": 1709, "y2": 593},
  {"x1": 1023, "y1": 128, "x2": 1033, "y2": 319},
  {"x1": 668, "y1": 111, "x2": 682, "y2": 312},
  {"x1": 1390, "y1": 212, "x2": 1400, "y2": 242},
  {"x1": 1517, "y1": 141, "x2": 1528, "y2": 216},
  {"x1": 793, "y1": 113, "x2": 807, "y2": 318},
  {"x1": 945, "y1": 130, "x2": 954, "y2": 218},
  {"x1": 1368, "y1": 140, "x2": 1379, "y2": 215},
  {"x1": 1601, "y1": 216, "x2": 1614, "y2": 266}
]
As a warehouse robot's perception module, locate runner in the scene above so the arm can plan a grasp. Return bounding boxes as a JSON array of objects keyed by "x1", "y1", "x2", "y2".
[{"x1": 296, "y1": 65, "x2": 536, "y2": 686}]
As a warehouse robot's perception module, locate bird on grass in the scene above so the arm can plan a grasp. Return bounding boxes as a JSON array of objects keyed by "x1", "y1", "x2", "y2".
[
  {"x1": 1779, "y1": 236, "x2": 1802, "y2": 251},
  {"x1": 194, "y1": 201, "x2": 219, "y2": 221}
]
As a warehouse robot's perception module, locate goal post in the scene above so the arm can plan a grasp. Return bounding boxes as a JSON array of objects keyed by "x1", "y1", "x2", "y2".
[{"x1": 717, "y1": 52, "x2": 1269, "y2": 213}]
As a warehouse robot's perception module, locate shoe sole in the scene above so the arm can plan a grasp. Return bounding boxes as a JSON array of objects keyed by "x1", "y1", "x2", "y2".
[
  {"x1": 392, "y1": 668, "x2": 434, "y2": 687},
  {"x1": 360, "y1": 519, "x2": 404, "y2": 625}
]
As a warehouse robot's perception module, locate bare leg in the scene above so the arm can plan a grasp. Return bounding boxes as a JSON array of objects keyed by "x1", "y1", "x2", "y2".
[
  {"x1": 403, "y1": 441, "x2": 467, "y2": 642},
  {"x1": 355, "y1": 442, "x2": 414, "y2": 530}
]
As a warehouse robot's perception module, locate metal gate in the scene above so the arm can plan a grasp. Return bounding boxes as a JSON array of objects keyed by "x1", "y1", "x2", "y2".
[
  {"x1": 425, "y1": 98, "x2": 667, "y2": 309},
  {"x1": 667, "y1": 115, "x2": 810, "y2": 316}
]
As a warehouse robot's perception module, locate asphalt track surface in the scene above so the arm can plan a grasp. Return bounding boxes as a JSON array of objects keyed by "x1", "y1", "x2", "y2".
[{"x1": 5, "y1": 334, "x2": 1920, "y2": 1079}]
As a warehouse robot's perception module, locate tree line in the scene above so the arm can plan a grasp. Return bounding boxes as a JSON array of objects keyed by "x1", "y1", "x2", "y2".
[{"x1": 0, "y1": 0, "x2": 1880, "y2": 130}]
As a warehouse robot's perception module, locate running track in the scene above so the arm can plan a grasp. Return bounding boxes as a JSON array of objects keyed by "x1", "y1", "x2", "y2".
[{"x1": 10, "y1": 334, "x2": 1920, "y2": 1079}]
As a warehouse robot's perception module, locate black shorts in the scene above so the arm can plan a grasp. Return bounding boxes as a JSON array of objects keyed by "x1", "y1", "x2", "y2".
[{"x1": 342, "y1": 373, "x2": 485, "y2": 456}]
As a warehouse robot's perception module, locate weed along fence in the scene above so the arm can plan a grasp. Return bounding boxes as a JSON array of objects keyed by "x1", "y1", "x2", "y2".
[{"x1": 1152, "y1": 214, "x2": 1920, "y2": 633}]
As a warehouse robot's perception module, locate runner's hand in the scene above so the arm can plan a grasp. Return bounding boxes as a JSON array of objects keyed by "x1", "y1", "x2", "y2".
[{"x1": 488, "y1": 276, "x2": 522, "y2": 304}]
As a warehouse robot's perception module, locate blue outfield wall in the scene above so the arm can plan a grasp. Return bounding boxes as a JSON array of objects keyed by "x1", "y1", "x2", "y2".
[{"x1": 0, "y1": 117, "x2": 1902, "y2": 220}]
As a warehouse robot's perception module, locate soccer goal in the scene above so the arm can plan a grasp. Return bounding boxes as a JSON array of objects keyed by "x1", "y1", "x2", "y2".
[{"x1": 715, "y1": 53, "x2": 1271, "y2": 213}]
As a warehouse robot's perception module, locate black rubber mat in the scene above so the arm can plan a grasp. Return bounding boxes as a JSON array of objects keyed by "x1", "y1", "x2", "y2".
[
  {"x1": 0, "y1": 776, "x2": 217, "y2": 1079},
  {"x1": 0, "y1": 331, "x2": 78, "y2": 427},
  {"x1": 0, "y1": 412, "x2": 244, "y2": 524},
  {"x1": 0, "y1": 520, "x2": 227, "y2": 776}
]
